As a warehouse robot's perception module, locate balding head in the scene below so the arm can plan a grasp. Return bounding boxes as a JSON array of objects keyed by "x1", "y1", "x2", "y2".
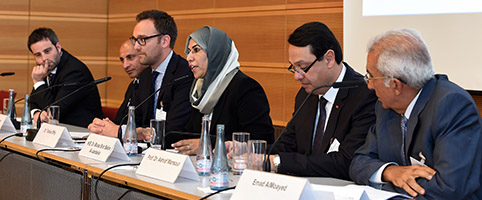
[{"x1": 120, "y1": 40, "x2": 148, "y2": 78}]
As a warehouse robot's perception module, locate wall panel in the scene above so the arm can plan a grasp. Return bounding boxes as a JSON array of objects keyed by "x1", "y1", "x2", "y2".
[{"x1": 0, "y1": 0, "x2": 343, "y2": 125}]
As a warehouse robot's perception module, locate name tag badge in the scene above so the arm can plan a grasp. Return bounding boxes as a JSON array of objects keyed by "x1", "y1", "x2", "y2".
[
  {"x1": 136, "y1": 148, "x2": 199, "y2": 183},
  {"x1": 0, "y1": 114, "x2": 17, "y2": 133},
  {"x1": 231, "y1": 169, "x2": 316, "y2": 200},
  {"x1": 33, "y1": 123, "x2": 75, "y2": 148},
  {"x1": 79, "y1": 134, "x2": 130, "y2": 162},
  {"x1": 156, "y1": 109, "x2": 166, "y2": 121}
]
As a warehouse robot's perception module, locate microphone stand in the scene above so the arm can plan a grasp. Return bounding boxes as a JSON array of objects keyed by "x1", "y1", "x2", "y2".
[
  {"x1": 15, "y1": 82, "x2": 78, "y2": 104},
  {"x1": 36, "y1": 77, "x2": 111, "y2": 129}
]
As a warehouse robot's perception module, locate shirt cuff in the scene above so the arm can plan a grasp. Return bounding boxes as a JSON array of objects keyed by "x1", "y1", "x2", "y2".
[
  {"x1": 33, "y1": 81, "x2": 46, "y2": 90},
  {"x1": 30, "y1": 109, "x2": 41, "y2": 118},
  {"x1": 369, "y1": 162, "x2": 398, "y2": 184}
]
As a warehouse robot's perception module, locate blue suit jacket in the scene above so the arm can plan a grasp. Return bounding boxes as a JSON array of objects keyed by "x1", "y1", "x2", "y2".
[{"x1": 350, "y1": 75, "x2": 482, "y2": 199}]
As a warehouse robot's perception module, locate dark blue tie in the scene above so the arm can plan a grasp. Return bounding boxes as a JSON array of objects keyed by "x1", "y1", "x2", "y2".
[
  {"x1": 313, "y1": 97, "x2": 328, "y2": 153},
  {"x1": 400, "y1": 115, "x2": 408, "y2": 165},
  {"x1": 47, "y1": 73, "x2": 55, "y2": 86},
  {"x1": 152, "y1": 71, "x2": 160, "y2": 118}
]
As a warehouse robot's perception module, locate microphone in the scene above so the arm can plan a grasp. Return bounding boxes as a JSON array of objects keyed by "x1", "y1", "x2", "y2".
[
  {"x1": 263, "y1": 80, "x2": 366, "y2": 172},
  {"x1": 0, "y1": 72, "x2": 15, "y2": 76},
  {"x1": 36, "y1": 77, "x2": 112, "y2": 129},
  {"x1": 116, "y1": 74, "x2": 191, "y2": 145},
  {"x1": 94, "y1": 77, "x2": 111, "y2": 84},
  {"x1": 14, "y1": 82, "x2": 78, "y2": 104},
  {"x1": 332, "y1": 80, "x2": 366, "y2": 88}
]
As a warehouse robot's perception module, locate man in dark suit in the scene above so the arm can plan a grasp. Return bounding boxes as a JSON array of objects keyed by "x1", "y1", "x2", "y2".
[
  {"x1": 349, "y1": 29, "x2": 482, "y2": 199},
  {"x1": 88, "y1": 40, "x2": 148, "y2": 133},
  {"x1": 90, "y1": 10, "x2": 192, "y2": 141},
  {"x1": 268, "y1": 22, "x2": 377, "y2": 180},
  {"x1": 28, "y1": 27, "x2": 104, "y2": 128},
  {"x1": 130, "y1": 10, "x2": 193, "y2": 133}
]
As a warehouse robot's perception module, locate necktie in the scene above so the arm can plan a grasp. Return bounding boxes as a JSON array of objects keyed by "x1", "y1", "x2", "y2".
[
  {"x1": 400, "y1": 115, "x2": 408, "y2": 165},
  {"x1": 312, "y1": 97, "x2": 328, "y2": 153},
  {"x1": 47, "y1": 73, "x2": 55, "y2": 86},
  {"x1": 152, "y1": 71, "x2": 160, "y2": 118}
]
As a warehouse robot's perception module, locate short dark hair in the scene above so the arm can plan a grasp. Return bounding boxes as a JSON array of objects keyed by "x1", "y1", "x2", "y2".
[
  {"x1": 27, "y1": 27, "x2": 59, "y2": 52},
  {"x1": 136, "y1": 10, "x2": 177, "y2": 49},
  {"x1": 288, "y1": 22, "x2": 343, "y2": 64}
]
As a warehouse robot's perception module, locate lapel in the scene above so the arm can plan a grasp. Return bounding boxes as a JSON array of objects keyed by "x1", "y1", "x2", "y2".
[
  {"x1": 158, "y1": 52, "x2": 178, "y2": 103},
  {"x1": 299, "y1": 92, "x2": 319, "y2": 152},
  {"x1": 404, "y1": 77, "x2": 437, "y2": 156},
  {"x1": 320, "y1": 64, "x2": 355, "y2": 152}
]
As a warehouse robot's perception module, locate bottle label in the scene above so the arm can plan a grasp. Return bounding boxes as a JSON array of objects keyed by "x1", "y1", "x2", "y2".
[
  {"x1": 210, "y1": 172, "x2": 229, "y2": 188},
  {"x1": 196, "y1": 159, "x2": 211, "y2": 173}
]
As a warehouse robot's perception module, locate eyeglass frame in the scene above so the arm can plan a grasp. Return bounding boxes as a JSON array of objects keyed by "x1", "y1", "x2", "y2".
[
  {"x1": 288, "y1": 56, "x2": 321, "y2": 74},
  {"x1": 364, "y1": 73, "x2": 407, "y2": 84},
  {"x1": 129, "y1": 33, "x2": 164, "y2": 46}
]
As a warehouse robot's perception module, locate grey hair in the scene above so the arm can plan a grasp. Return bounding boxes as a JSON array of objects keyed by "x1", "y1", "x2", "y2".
[{"x1": 367, "y1": 28, "x2": 434, "y2": 89}]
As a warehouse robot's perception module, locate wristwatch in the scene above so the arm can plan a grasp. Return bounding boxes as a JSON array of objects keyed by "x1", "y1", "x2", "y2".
[{"x1": 273, "y1": 154, "x2": 281, "y2": 172}]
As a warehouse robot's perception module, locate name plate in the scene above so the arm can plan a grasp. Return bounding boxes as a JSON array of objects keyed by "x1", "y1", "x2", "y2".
[
  {"x1": 231, "y1": 169, "x2": 315, "y2": 200},
  {"x1": 136, "y1": 148, "x2": 199, "y2": 183},
  {"x1": 79, "y1": 133, "x2": 129, "y2": 162},
  {"x1": 0, "y1": 114, "x2": 17, "y2": 133},
  {"x1": 33, "y1": 123, "x2": 75, "y2": 148}
]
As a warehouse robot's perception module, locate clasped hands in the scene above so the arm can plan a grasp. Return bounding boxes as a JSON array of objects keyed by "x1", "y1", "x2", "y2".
[
  {"x1": 382, "y1": 165, "x2": 437, "y2": 197},
  {"x1": 88, "y1": 118, "x2": 149, "y2": 140}
]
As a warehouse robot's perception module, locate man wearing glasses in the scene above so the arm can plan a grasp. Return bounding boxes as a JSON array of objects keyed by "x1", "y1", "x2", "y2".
[
  {"x1": 92, "y1": 10, "x2": 193, "y2": 142},
  {"x1": 350, "y1": 29, "x2": 482, "y2": 199},
  {"x1": 268, "y1": 22, "x2": 377, "y2": 180}
]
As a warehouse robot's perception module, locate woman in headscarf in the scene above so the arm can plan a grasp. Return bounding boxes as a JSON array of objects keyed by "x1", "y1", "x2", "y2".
[{"x1": 171, "y1": 26, "x2": 274, "y2": 154}]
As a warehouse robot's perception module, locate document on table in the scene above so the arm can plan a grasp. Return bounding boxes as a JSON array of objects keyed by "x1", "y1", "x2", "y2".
[{"x1": 70, "y1": 131, "x2": 90, "y2": 139}]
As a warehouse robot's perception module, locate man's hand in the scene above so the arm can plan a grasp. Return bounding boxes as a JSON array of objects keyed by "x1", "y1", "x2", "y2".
[
  {"x1": 383, "y1": 165, "x2": 437, "y2": 197},
  {"x1": 172, "y1": 139, "x2": 200, "y2": 155},
  {"x1": 31, "y1": 62, "x2": 50, "y2": 84},
  {"x1": 87, "y1": 118, "x2": 119, "y2": 137},
  {"x1": 33, "y1": 111, "x2": 48, "y2": 124}
]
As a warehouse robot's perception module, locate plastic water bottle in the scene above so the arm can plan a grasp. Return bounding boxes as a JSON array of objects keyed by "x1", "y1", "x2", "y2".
[
  {"x1": 123, "y1": 106, "x2": 138, "y2": 156},
  {"x1": 196, "y1": 115, "x2": 212, "y2": 176},
  {"x1": 6, "y1": 89, "x2": 16, "y2": 120},
  {"x1": 20, "y1": 94, "x2": 32, "y2": 133},
  {"x1": 210, "y1": 124, "x2": 229, "y2": 190}
]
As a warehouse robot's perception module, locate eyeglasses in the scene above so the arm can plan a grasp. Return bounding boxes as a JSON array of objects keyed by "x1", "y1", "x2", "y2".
[
  {"x1": 129, "y1": 33, "x2": 164, "y2": 46},
  {"x1": 288, "y1": 56, "x2": 320, "y2": 75},
  {"x1": 364, "y1": 73, "x2": 407, "y2": 84}
]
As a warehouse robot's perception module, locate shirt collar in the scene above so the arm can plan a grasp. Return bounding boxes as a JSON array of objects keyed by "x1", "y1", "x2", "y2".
[
  {"x1": 319, "y1": 63, "x2": 346, "y2": 103},
  {"x1": 153, "y1": 50, "x2": 173, "y2": 74},
  {"x1": 404, "y1": 88, "x2": 423, "y2": 119}
]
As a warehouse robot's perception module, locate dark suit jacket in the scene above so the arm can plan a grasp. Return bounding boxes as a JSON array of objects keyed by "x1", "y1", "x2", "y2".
[
  {"x1": 130, "y1": 52, "x2": 193, "y2": 133},
  {"x1": 180, "y1": 71, "x2": 274, "y2": 147},
  {"x1": 273, "y1": 64, "x2": 377, "y2": 180},
  {"x1": 349, "y1": 75, "x2": 482, "y2": 199},
  {"x1": 30, "y1": 49, "x2": 104, "y2": 128},
  {"x1": 113, "y1": 79, "x2": 138, "y2": 124}
]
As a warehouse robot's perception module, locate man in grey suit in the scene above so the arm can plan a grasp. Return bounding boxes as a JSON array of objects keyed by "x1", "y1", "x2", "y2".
[{"x1": 349, "y1": 28, "x2": 482, "y2": 199}]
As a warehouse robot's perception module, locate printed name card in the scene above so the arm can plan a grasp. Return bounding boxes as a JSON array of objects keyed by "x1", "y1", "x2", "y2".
[
  {"x1": 0, "y1": 114, "x2": 17, "y2": 133},
  {"x1": 33, "y1": 123, "x2": 75, "y2": 148},
  {"x1": 136, "y1": 148, "x2": 199, "y2": 183},
  {"x1": 231, "y1": 169, "x2": 316, "y2": 200},
  {"x1": 79, "y1": 133, "x2": 129, "y2": 162}
]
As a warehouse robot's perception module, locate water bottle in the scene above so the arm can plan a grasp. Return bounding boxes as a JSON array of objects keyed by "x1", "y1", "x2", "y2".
[
  {"x1": 20, "y1": 94, "x2": 32, "y2": 133},
  {"x1": 210, "y1": 124, "x2": 229, "y2": 190},
  {"x1": 6, "y1": 89, "x2": 16, "y2": 120},
  {"x1": 123, "y1": 106, "x2": 138, "y2": 156},
  {"x1": 196, "y1": 114, "x2": 212, "y2": 176}
]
